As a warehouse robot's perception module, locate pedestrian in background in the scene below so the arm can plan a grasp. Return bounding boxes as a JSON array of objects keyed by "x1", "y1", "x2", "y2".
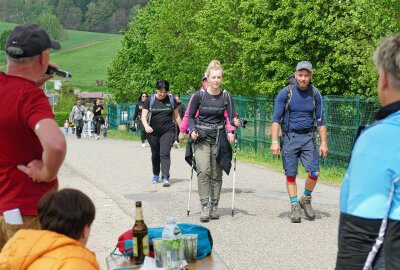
[
  {"x1": 0, "y1": 188, "x2": 100, "y2": 269},
  {"x1": 0, "y1": 23, "x2": 66, "y2": 250},
  {"x1": 93, "y1": 99, "x2": 104, "y2": 140},
  {"x1": 133, "y1": 92, "x2": 148, "y2": 147},
  {"x1": 102, "y1": 116, "x2": 109, "y2": 139},
  {"x1": 64, "y1": 119, "x2": 69, "y2": 134},
  {"x1": 70, "y1": 99, "x2": 87, "y2": 139},
  {"x1": 173, "y1": 93, "x2": 186, "y2": 148},
  {"x1": 187, "y1": 60, "x2": 236, "y2": 222},
  {"x1": 336, "y1": 34, "x2": 400, "y2": 270},
  {"x1": 270, "y1": 61, "x2": 328, "y2": 223},
  {"x1": 141, "y1": 79, "x2": 182, "y2": 187}
]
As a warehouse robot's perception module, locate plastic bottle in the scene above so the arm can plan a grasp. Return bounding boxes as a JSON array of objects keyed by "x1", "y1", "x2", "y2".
[{"x1": 162, "y1": 217, "x2": 181, "y2": 239}]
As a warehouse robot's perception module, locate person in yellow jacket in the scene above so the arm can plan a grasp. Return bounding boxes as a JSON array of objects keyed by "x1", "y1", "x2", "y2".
[{"x1": 0, "y1": 188, "x2": 100, "y2": 270}]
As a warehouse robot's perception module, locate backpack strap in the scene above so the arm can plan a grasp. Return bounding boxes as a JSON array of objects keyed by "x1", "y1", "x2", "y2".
[{"x1": 283, "y1": 85, "x2": 293, "y2": 133}]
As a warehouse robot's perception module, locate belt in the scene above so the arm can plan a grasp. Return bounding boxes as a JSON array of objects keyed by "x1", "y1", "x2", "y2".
[
  {"x1": 290, "y1": 128, "x2": 314, "y2": 134},
  {"x1": 196, "y1": 124, "x2": 224, "y2": 130}
]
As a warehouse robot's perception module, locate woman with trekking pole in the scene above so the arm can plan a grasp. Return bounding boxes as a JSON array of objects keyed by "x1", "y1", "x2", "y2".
[{"x1": 187, "y1": 60, "x2": 236, "y2": 222}]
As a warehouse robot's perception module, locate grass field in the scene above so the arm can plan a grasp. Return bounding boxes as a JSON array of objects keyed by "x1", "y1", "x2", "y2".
[{"x1": 0, "y1": 21, "x2": 121, "y2": 92}]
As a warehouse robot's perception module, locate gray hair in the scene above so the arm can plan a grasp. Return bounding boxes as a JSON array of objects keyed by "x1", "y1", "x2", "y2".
[
  {"x1": 7, "y1": 54, "x2": 38, "y2": 64},
  {"x1": 373, "y1": 34, "x2": 400, "y2": 90}
]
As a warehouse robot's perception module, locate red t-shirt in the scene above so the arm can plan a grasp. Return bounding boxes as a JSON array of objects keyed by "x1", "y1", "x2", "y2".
[{"x1": 0, "y1": 72, "x2": 58, "y2": 215}]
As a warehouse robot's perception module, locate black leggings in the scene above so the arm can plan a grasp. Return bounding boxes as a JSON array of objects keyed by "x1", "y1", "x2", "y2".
[
  {"x1": 147, "y1": 131, "x2": 175, "y2": 177},
  {"x1": 137, "y1": 120, "x2": 147, "y2": 143}
]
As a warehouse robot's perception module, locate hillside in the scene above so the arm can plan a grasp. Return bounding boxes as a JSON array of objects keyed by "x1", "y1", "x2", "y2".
[{"x1": 0, "y1": 22, "x2": 121, "y2": 92}]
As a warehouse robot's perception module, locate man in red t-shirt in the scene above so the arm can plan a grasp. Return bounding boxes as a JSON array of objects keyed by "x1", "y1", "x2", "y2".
[{"x1": 0, "y1": 23, "x2": 67, "y2": 250}]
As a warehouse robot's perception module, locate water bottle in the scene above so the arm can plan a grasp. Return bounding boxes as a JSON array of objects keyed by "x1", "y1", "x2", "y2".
[
  {"x1": 162, "y1": 217, "x2": 183, "y2": 270},
  {"x1": 162, "y1": 217, "x2": 181, "y2": 239}
]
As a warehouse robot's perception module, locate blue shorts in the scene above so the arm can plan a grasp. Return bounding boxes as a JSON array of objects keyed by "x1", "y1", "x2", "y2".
[{"x1": 281, "y1": 132, "x2": 319, "y2": 177}]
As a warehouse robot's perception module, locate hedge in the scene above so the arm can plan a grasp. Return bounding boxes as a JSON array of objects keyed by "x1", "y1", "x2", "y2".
[{"x1": 54, "y1": 112, "x2": 70, "y2": 127}]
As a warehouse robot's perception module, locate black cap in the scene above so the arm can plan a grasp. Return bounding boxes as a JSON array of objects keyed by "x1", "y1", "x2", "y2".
[{"x1": 6, "y1": 23, "x2": 61, "y2": 59}]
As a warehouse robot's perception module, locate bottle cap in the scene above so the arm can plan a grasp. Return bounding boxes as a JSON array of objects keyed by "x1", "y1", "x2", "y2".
[
  {"x1": 165, "y1": 216, "x2": 176, "y2": 224},
  {"x1": 135, "y1": 201, "x2": 142, "y2": 207}
]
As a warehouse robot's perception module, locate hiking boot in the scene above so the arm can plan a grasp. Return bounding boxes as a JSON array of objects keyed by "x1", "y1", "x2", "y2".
[
  {"x1": 200, "y1": 203, "x2": 211, "y2": 223},
  {"x1": 209, "y1": 202, "x2": 220, "y2": 220},
  {"x1": 290, "y1": 202, "x2": 301, "y2": 223},
  {"x1": 152, "y1": 175, "x2": 159, "y2": 184},
  {"x1": 162, "y1": 176, "x2": 170, "y2": 187},
  {"x1": 299, "y1": 195, "x2": 316, "y2": 220}
]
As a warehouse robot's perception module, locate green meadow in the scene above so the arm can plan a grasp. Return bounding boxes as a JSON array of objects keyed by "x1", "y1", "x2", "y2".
[{"x1": 0, "y1": 22, "x2": 121, "y2": 92}]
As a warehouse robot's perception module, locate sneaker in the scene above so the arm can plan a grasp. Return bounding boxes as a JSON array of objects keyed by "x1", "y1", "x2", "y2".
[
  {"x1": 141, "y1": 143, "x2": 146, "y2": 148},
  {"x1": 290, "y1": 202, "x2": 301, "y2": 223},
  {"x1": 96, "y1": 135, "x2": 99, "y2": 140},
  {"x1": 299, "y1": 195, "x2": 316, "y2": 220},
  {"x1": 200, "y1": 203, "x2": 211, "y2": 223},
  {"x1": 173, "y1": 141, "x2": 179, "y2": 148},
  {"x1": 162, "y1": 176, "x2": 170, "y2": 187},
  {"x1": 152, "y1": 175, "x2": 159, "y2": 184},
  {"x1": 210, "y1": 203, "x2": 219, "y2": 220},
  {"x1": 83, "y1": 134, "x2": 86, "y2": 138}
]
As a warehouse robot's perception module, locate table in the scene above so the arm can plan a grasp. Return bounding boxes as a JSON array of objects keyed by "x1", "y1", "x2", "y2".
[{"x1": 106, "y1": 252, "x2": 229, "y2": 270}]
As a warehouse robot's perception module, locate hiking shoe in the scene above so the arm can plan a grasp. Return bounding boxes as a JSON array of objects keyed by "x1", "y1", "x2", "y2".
[
  {"x1": 162, "y1": 176, "x2": 170, "y2": 187},
  {"x1": 290, "y1": 202, "x2": 301, "y2": 223},
  {"x1": 299, "y1": 195, "x2": 316, "y2": 220},
  {"x1": 152, "y1": 175, "x2": 159, "y2": 184},
  {"x1": 173, "y1": 141, "x2": 179, "y2": 148},
  {"x1": 200, "y1": 203, "x2": 211, "y2": 223},
  {"x1": 210, "y1": 204, "x2": 220, "y2": 220}
]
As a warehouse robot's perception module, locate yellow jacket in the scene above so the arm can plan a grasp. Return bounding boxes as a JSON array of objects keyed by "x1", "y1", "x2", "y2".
[{"x1": 0, "y1": 229, "x2": 100, "y2": 270}]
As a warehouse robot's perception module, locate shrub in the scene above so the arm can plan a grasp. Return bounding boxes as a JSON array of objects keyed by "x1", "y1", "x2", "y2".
[{"x1": 54, "y1": 112, "x2": 70, "y2": 127}]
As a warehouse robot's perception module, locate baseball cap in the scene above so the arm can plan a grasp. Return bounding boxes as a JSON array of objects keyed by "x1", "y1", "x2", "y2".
[
  {"x1": 201, "y1": 73, "x2": 207, "y2": 81},
  {"x1": 6, "y1": 23, "x2": 61, "y2": 59},
  {"x1": 296, "y1": 61, "x2": 312, "y2": 72}
]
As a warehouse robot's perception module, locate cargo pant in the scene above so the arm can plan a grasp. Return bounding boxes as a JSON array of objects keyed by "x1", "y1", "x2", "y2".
[
  {"x1": 194, "y1": 139, "x2": 223, "y2": 206},
  {"x1": 0, "y1": 215, "x2": 40, "y2": 250}
]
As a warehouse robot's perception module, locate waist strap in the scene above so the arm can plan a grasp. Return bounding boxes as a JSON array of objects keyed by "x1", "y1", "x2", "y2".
[{"x1": 196, "y1": 124, "x2": 224, "y2": 130}]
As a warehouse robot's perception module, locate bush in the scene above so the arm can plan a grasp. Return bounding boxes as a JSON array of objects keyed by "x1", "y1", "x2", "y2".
[{"x1": 54, "y1": 112, "x2": 70, "y2": 127}]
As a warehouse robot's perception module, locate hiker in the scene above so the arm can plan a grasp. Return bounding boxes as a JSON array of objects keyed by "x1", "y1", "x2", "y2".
[
  {"x1": 270, "y1": 61, "x2": 328, "y2": 223},
  {"x1": 187, "y1": 60, "x2": 236, "y2": 222},
  {"x1": 70, "y1": 99, "x2": 87, "y2": 139},
  {"x1": 133, "y1": 92, "x2": 149, "y2": 147},
  {"x1": 141, "y1": 79, "x2": 182, "y2": 187}
]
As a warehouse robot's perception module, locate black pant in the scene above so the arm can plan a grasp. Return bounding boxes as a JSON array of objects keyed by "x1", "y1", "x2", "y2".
[
  {"x1": 147, "y1": 131, "x2": 175, "y2": 177},
  {"x1": 75, "y1": 119, "x2": 83, "y2": 138},
  {"x1": 137, "y1": 120, "x2": 147, "y2": 143},
  {"x1": 94, "y1": 115, "x2": 102, "y2": 135}
]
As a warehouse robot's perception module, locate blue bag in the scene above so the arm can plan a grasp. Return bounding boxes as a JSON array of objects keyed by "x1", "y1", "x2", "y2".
[{"x1": 148, "y1": 223, "x2": 213, "y2": 259}]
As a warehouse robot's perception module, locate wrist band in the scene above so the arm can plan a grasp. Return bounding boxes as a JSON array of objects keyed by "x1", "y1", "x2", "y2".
[{"x1": 271, "y1": 140, "x2": 279, "y2": 144}]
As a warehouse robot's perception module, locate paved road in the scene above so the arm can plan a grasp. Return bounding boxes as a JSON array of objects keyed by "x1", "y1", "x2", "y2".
[{"x1": 59, "y1": 134, "x2": 341, "y2": 269}]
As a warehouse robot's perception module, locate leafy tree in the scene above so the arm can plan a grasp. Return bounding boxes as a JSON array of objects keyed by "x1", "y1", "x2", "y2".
[
  {"x1": 35, "y1": 13, "x2": 65, "y2": 41},
  {"x1": 0, "y1": 29, "x2": 12, "y2": 51}
]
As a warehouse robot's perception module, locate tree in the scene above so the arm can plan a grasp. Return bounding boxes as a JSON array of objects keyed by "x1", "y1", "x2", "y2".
[{"x1": 35, "y1": 13, "x2": 65, "y2": 41}]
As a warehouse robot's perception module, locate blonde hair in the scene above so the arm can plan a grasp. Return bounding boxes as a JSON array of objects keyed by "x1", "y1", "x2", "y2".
[{"x1": 206, "y1": 60, "x2": 224, "y2": 77}]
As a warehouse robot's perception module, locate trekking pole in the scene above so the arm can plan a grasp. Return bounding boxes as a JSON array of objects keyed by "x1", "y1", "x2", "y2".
[
  {"x1": 231, "y1": 134, "x2": 238, "y2": 217},
  {"x1": 187, "y1": 143, "x2": 195, "y2": 217}
]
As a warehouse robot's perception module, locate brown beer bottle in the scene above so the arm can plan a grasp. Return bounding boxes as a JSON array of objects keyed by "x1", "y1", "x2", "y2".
[{"x1": 132, "y1": 201, "x2": 149, "y2": 265}]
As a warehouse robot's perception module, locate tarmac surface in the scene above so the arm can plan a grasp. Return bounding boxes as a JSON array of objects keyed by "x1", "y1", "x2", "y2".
[{"x1": 59, "y1": 133, "x2": 341, "y2": 270}]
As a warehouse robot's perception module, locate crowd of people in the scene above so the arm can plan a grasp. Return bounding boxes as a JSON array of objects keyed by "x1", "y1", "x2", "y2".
[
  {"x1": 68, "y1": 98, "x2": 108, "y2": 140},
  {"x1": 1, "y1": 22, "x2": 399, "y2": 269}
]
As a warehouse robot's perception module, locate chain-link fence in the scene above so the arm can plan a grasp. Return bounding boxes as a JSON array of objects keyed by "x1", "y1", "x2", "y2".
[{"x1": 108, "y1": 95, "x2": 381, "y2": 169}]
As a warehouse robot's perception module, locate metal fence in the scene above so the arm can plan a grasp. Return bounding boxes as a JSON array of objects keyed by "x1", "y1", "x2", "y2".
[{"x1": 108, "y1": 95, "x2": 381, "y2": 169}]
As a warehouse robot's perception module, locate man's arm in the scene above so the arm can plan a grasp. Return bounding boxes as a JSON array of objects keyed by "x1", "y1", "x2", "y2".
[
  {"x1": 270, "y1": 122, "x2": 281, "y2": 156},
  {"x1": 17, "y1": 118, "x2": 66, "y2": 182},
  {"x1": 318, "y1": 125, "x2": 328, "y2": 157}
]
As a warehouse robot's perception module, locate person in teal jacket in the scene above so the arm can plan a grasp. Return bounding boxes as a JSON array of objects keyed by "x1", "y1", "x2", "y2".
[{"x1": 336, "y1": 34, "x2": 400, "y2": 270}]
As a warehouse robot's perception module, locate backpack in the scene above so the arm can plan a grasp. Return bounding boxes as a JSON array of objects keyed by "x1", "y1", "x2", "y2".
[
  {"x1": 116, "y1": 223, "x2": 213, "y2": 259},
  {"x1": 282, "y1": 84, "x2": 317, "y2": 133},
  {"x1": 198, "y1": 89, "x2": 229, "y2": 110},
  {"x1": 147, "y1": 93, "x2": 175, "y2": 124}
]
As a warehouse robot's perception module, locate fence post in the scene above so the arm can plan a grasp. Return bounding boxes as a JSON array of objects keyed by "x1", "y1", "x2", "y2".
[{"x1": 253, "y1": 97, "x2": 258, "y2": 153}]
